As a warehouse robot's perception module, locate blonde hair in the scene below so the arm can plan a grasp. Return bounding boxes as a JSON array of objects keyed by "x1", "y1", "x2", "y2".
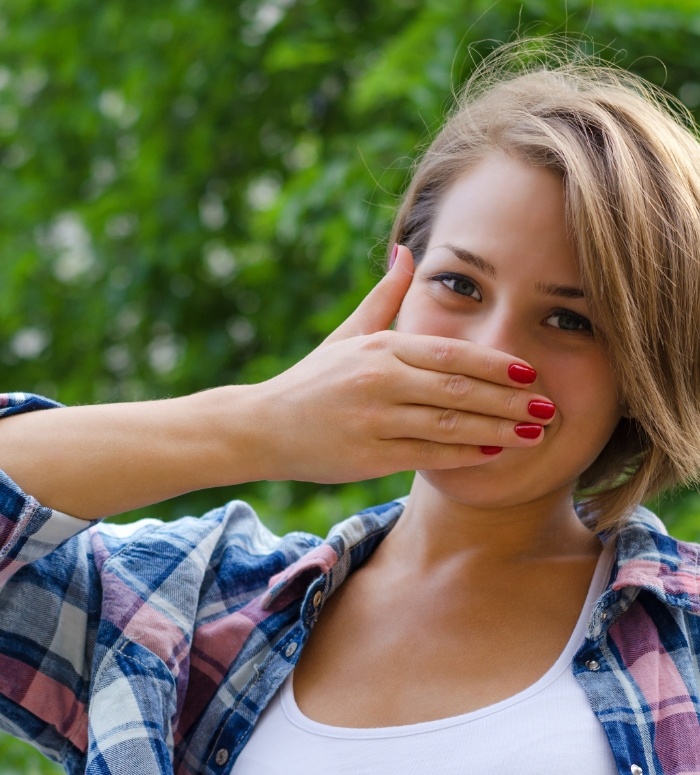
[{"x1": 390, "y1": 40, "x2": 700, "y2": 532}]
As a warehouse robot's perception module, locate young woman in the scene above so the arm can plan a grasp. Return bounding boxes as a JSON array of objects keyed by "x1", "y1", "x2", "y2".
[{"x1": 1, "y1": 43, "x2": 699, "y2": 774}]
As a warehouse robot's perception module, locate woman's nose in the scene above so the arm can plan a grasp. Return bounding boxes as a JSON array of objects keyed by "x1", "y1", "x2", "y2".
[{"x1": 466, "y1": 307, "x2": 526, "y2": 359}]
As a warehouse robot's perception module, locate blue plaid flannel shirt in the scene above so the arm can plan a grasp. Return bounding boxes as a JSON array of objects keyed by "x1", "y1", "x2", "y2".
[{"x1": 0, "y1": 392, "x2": 699, "y2": 774}]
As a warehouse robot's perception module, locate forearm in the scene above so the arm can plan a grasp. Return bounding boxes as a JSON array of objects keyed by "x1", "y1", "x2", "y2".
[{"x1": 0, "y1": 386, "x2": 263, "y2": 519}]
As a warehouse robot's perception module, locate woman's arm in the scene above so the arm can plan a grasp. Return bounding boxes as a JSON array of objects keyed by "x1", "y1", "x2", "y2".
[
  {"x1": 0, "y1": 388, "x2": 263, "y2": 518},
  {"x1": 0, "y1": 248, "x2": 552, "y2": 519}
]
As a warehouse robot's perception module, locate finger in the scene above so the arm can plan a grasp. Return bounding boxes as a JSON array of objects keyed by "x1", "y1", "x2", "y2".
[
  {"x1": 390, "y1": 331, "x2": 538, "y2": 388},
  {"x1": 391, "y1": 367, "x2": 555, "y2": 423},
  {"x1": 325, "y1": 245, "x2": 414, "y2": 343},
  {"x1": 389, "y1": 438, "x2": 504, "y2": 471},
  {"x1": 382, "y1": 406, "x2": 547, "y2": 447}
]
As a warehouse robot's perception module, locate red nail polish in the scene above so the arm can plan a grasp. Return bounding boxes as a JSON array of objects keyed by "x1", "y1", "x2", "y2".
[
  {"x1": 480, "y1": 446, "x2": 503, "y2": 455},
  {"x1": 528, "y1": 400, "x2": 555, "y2": 420},
  {"x1": 389, "y1": 243, "x2": 398, "y2": 269},
  {"x1": 508, "y1": 364, "x2": 537, "y2": 384},
  {"x1": 515, "y1": 423, "x2": 543, "y2": 439}
]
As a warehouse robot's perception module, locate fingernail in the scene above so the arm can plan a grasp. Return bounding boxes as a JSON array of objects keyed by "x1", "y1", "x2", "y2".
[
  {"x1": 528, "y1": 400, "x2": 555, "y2": 420},
  {"x1": 508, "y1": 364, "x2": 537, "y2": 384},
  {"x1": 389, "y1": 243, "x2": 398, "y2": 269},
  {"x1": 514, "y1": 423, "x2": 543, "y2": 439},
  {"x1": 480, "y1": 446, "x2": 503, "y2": 455}
]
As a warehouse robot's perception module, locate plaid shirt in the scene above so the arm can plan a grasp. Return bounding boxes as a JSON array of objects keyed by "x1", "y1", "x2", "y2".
[{"x1": 0, "y1": 393, "x2": 699, "y2": 775}]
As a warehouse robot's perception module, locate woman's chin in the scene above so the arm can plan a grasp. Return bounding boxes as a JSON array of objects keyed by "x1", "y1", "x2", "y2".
[
  {"x1": 416, "y1": 465, "x2": 520, "y2": 509},
  {"x1": 415, "y1": 453, "x2": 570, "y2": 512}
]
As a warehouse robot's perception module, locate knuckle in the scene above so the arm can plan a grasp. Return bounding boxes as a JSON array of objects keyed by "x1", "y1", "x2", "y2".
[
  {"x1": 364, "y1": 330, "x2": 393, "y2": 352},
  {"x1": 445, "y1": 374, "x2": 474, "y2": 400},
  {"x1": 497, "y1": 417, "x2": 514, "y2": 442},
  {"x1": 418, "y1": 439, "x2": 439, "y2": 465},
  {"x1": 353, "y1": 366, "x2": 385, "y2": 391},
  {"x1": 438, "y1": 408, "x2": 461, "y2": 435},
  {"x1": 482, "y1": 350, "x2": 499, "y2": 379},
  {"x1": 503, "y1": 388, "x2": 521, "y2": 414},
  {"x1": 432, "y1": 339, "x2": 457, "y2": 368}
]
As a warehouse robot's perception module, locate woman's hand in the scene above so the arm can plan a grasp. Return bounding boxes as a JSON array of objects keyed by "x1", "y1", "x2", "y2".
[
  {"x1": 243, "y1": 246, "x2": 554, "y2": 483},
  {"x1": 0, "y1": 247, "x2": 553, "y2": 518}
]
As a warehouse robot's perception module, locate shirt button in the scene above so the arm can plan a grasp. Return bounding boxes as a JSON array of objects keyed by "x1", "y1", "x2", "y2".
[
  {"x1": 630, "y1": 766, "x2": 643, "y2": 775},
  {"x1": 585, "y1": 659, "x2": 600, "y2": 671},
  {"x1": 285, "y1": 641, "x2": 298, "y2": 657},
  {"x1": 215, "y1": 748, "x2": 229, "y2": 766},
  {"x1": 313, "y1": 590, "x2": 323, "y2": 608}
]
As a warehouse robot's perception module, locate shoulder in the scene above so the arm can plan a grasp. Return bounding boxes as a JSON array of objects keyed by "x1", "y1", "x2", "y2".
[
  {"x1": 611, "y1": 505, "x2": 700, "y2": 615},
  {"x1": 94, "y1": 500, "x2": 326, "y2": 583}
]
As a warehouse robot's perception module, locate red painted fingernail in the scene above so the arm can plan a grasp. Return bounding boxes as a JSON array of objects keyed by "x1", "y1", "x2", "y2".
[
  {"x1": 514, "y1": 423, "x2": 543, "y2": 439},
  {"x1": 480, "y1": 446, "x2": 503, "y2": 455},
  {"x1": 389, "y1": 243, "x2": 398, "y2": 269},
  {"x1": 528, "y1": 400, "x2": 555, "y2": 420},
  {"x1": 508, "y1": 364, "x2": 537, "y2": 384}
]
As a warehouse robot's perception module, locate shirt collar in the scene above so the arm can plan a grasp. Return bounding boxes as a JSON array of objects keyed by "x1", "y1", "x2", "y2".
[
  {"x1": 262, "y1": 499, "x2": 700, "y2": 619},
  {"x1": 261, "y1": 498, "x2": 406, "y2": 611}
]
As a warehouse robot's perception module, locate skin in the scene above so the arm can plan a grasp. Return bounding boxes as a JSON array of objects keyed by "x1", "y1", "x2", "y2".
[{"x1": 293, "y1": 154, "x2": 623, "y2": 727}]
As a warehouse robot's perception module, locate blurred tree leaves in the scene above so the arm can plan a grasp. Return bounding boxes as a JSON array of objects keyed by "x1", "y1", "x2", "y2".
[{"x1": 2, "y1": 0, "x2": 700, "y2": 770}]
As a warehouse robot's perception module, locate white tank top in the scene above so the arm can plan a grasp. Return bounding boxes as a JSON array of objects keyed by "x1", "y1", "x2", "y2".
[{"x1": 233, "y1": 541, "x2": 617, "y2": 774}]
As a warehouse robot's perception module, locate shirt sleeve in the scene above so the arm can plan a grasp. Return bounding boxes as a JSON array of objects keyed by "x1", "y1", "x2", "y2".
[
  {"x1": 0, "y1": 391, "x2": 63, "y2": 417},
  {"x1": 0, "y1": 392, "x2": 288, "y2": 771},
  {"x1": 0, "y1": 392, "x2": 92, "y2": 585},
  {"x1": 0, "y1": 392, "x2": 98, "y2": 765}
]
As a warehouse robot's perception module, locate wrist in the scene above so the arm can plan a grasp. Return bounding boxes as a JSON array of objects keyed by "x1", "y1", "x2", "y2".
[{"x1": 183, "y1": 384, "x2": 271, "y2": 488}]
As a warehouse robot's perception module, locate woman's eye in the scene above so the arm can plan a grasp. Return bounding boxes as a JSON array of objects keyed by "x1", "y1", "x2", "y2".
[
  {"x1": 544, "y1": 309, "x2": 593, "y2": 334},
  {"x1": 432, "y1": 273, "x2": 482, "y2": 300}
]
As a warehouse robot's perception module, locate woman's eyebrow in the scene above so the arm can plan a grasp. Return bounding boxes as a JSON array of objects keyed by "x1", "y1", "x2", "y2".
[
  {"x1": 441, "y1": 243, "x2": 585, "y2": 298},
  {"x1": 534, "y1": 281, "x2": 585, "y2": 299},
  {"x1": 442, "y1": 243, "x2": 496, "y2": 278}
]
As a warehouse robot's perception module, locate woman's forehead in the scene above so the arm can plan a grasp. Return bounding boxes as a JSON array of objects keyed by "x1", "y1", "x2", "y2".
[{"x1": 426, "y1": 155, "x2": 578, "y2": 279}]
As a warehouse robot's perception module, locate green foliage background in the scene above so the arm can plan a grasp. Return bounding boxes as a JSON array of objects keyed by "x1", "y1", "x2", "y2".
[{"x1": 2, "y1": 0, "x2": 700, "y2": 771}]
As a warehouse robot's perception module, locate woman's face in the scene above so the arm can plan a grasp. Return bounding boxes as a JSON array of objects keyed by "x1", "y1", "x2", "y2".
[{"x1": 395, "y1": 153, "x2": 622, "y2": 510}]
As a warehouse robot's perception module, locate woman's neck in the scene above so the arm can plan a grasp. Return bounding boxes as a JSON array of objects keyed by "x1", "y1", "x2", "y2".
[{"x1": 379, "y1": 474, "x2": 600, "y2": 576}]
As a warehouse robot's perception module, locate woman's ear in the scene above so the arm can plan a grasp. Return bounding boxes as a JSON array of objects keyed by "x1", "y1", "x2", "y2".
[{"x1": 618, "y1": 391, "x2": 632, "y2": 419}]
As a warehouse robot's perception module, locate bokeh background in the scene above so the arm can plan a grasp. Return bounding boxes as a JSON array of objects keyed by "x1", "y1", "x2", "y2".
[{"x1": 2, "y1": 0, "x2": 700, "y2": 771}]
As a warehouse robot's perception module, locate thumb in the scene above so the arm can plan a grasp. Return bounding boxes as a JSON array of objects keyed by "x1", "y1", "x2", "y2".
[{"x1": 326, "y1": 245, "x2": 415, "y2": 342}]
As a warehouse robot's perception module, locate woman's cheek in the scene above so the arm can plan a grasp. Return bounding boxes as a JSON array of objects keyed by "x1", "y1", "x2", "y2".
[
  {"x1": 396, "y1": 294, "x2": 467, "y2": 339},
  {"x1": 542, "y1": 351, "x2": 621, "y2": 445}
]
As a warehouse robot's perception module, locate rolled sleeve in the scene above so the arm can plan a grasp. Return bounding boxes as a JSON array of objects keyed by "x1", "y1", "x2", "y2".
[{"x1": 0, "y1": 393, "x2": 92, "y2": 584}]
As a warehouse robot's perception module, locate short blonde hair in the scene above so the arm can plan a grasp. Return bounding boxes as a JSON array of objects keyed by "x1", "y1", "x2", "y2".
[{"x1": 390, "y1": 40, "x2": 700, "y2": 533}]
